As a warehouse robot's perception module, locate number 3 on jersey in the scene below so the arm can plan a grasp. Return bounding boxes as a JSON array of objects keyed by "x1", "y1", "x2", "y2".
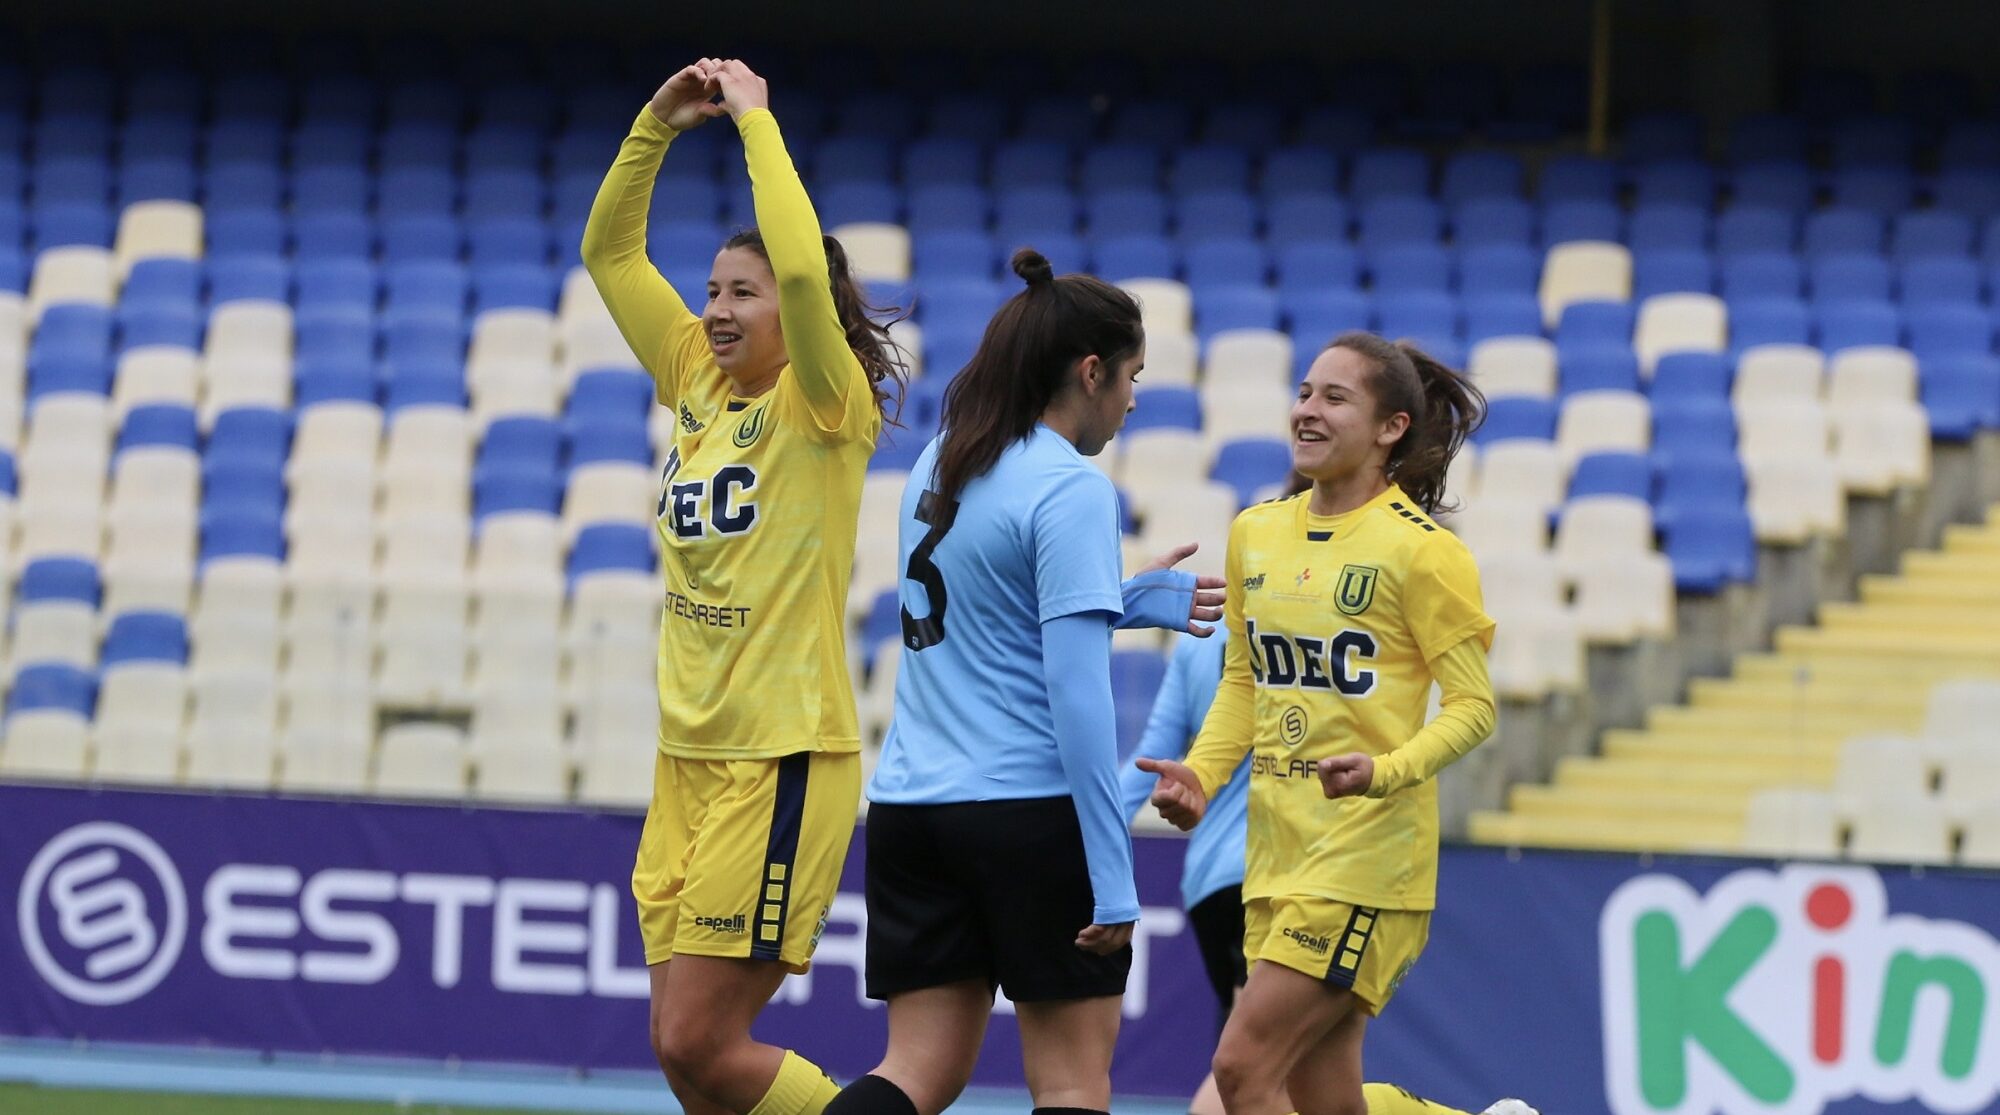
[{"x1": 900, "y1": 489, "x2": 958, "y2": 650}]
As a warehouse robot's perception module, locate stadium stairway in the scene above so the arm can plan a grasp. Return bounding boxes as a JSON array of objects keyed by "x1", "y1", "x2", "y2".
[{"x1": 1466, "y1": 501, "x2": 2000, "y2": 864}]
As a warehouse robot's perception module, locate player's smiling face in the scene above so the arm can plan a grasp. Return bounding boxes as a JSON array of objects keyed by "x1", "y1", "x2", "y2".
[
  {"x1": 1291, "y1": 345, "x2": 1408, "y2": 482},
  {"x1": 703, "y1": 247, "x2": 787, "y2": 378}
]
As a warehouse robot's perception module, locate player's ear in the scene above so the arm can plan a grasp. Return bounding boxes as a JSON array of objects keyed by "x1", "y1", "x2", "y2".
[{"x1": 1074, "y1": 353, "x2": 1103, "y2": 395}]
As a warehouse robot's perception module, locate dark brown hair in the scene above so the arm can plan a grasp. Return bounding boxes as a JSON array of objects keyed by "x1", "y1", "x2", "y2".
[
  {"x1": 1324, "y1": 331, "x2": 1485, "y2": 515},
  {"x1": 723, "y1": 229, "x2": 908, "y2": 420},
  {"x1": 929, "y1": 248, "x2": 1144, "y2": 504}
]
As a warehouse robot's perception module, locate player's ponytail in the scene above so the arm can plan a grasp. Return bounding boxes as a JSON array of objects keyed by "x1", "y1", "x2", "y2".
[
  {"x1": 930, "y1": 248, "x2": 1143, "y2": 505},
  {"x1": 722, "y1": 228, "x2": 909, "y2": 422},
  {"x1": 1326, "y1": 331, "x2": 1485, "y2": 515}
]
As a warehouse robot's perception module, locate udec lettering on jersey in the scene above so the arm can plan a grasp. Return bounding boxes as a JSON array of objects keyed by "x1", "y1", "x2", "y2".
[
  {"x1": 1245, "y1": 617, "x2": 1378, "y2": 697},
  {"x1": 667, "y1": 464, "x2": 761, "y2": 540}
]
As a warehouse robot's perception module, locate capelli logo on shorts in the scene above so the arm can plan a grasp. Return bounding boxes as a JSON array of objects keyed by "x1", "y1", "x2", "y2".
[
  {"x1": 692, "y1": 914, "x2": 747, "y2": 934},
  {"x1": 1283, "y1": 927, "x2": 1331, "y2": 954}
]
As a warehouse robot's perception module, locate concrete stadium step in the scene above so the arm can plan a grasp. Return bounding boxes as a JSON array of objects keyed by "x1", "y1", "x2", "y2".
[
  {"x1": 1598, "y1": 730, "x2": 1841, "y2": 768},
  {"x1": 1902, "y1": 550, "x2": 2000, "y2": 578},
  {"x1": 1817, "y1": 603, "x2": 2000, "y2": 635},
  {"x1": 1506, "y1": 783, "x2": 1750, "y2": 826},
  {"x1": 1643, "y1": 702, "x2": 1919, "y2": 737},
  {"x1": 1685, "y1": 677, "x2": 1929, "y2": 717},
  {"x1": 1773, "y1": 626, "x2": 2000, "y2": 660},
  {"x1": 1467, "y1": 810, "x2": 1740, "y2": 854},
  {"x1": 1940, "y1": 523, "x2": 2000, "y2": 553},
  {"x1": 1729, "y1": 653, "x2": 1993, "y2": 687},
  {"x1": 1556, "y1": 753, "x2": 1835, "y2": 791},
  {"x1": 1859, "y1": 575, "x2": 2000, "y2": 607}
]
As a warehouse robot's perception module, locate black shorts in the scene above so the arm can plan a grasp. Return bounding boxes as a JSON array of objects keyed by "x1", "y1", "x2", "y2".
[
  {"x1": 1188, "y1": 884, "x2": 1248, "y2": 1032},
  {"x1": 863, "y1": 797, "x2": 1132, "y2": 1002}
]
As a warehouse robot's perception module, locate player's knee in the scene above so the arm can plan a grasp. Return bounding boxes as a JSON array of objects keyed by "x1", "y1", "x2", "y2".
[
  {"x1": 1210, "y1": 1042, "x2": 1263, "y2": 1106},
  {"x1": 654, "y1": 1012, "x2": 735, "y2": 1092}
]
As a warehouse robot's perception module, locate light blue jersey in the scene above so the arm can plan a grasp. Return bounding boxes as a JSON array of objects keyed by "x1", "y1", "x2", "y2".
[
  {"x1": 1118, "y1": 629, "x2": 1250, "y2": 910},
  {"x1": 872, "y1": 425, "x2": 1145, "y2": 923}
]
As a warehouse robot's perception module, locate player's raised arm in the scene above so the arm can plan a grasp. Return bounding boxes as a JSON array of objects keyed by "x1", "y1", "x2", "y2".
[
  {"x1": 579, "y1": 63, "x2": 722, "y2": 403},
  {"x1": 716, "y1": 59, "x2": 868, "y2": 437}
]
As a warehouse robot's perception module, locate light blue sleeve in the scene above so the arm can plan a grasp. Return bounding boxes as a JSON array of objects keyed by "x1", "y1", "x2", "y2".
[
  {"x1": 1031, "y1": 471, "x2": 1126, "y2": 622},
  {"x1": 1113, "y1": 568, "x2": 1197, "y2": 631},
  {"x1": 1118, "y1": 638, "x2": 1196, "y2": 822},
  {"x1": 1042, "y1": 611, "x2": 1141, "y2": 925}
]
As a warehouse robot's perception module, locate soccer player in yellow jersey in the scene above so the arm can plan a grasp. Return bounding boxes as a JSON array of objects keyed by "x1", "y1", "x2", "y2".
[
  {"x1": 1140, "y1": 333, "x2": 1537, "y2": 1115},
  {"x1": 579, "y1": 58, "x2": 902, "y2": 1115}
]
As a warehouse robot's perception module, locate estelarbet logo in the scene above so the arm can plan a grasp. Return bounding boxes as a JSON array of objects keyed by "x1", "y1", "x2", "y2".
[
  {"x1": 16, "y1": 821, "x2": 187, "y2": 1006},
  {"x1": 1602, "y1": 865, "x2": 1999, "y2": 1115}
]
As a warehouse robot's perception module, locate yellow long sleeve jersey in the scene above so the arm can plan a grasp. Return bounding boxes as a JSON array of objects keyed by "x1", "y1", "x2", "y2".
[
  {"x1": 580, "y1": 106, "x2": 879, "y2": 760},
  {"x1": 1184, "y1": 485, "x2": 1497, "y2": 911}
]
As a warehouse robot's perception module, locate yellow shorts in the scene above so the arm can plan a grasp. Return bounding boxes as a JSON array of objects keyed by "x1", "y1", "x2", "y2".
[
  {"x1": 633, "y1": 749, "x2": 860, "y2": 972},
  {"x1": 1244, "y1": 895, "x2": 1429, "y2": 1015}
]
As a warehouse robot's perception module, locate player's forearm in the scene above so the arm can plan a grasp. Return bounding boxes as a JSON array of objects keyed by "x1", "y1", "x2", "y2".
[
  {"x1": 580, "y1": 107, "x2": 693, "y2": 378},
  {"x1": 1367, "y1": 637, "x2": 1496, "y2": 797},
  {"x1": 1112, "y1": 569, "x2": 1195, "y2": 630},
  {"x1": 1042, "y1": 612, "x2": 1141, "y2": 923},
  {"x1": 738, "y1": 107, "x2": 853, "y2": 429}
]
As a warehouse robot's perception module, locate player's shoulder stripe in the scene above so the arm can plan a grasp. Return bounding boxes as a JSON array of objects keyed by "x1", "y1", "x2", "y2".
[
  {"x1": 1237, "y1": 489, "x2": 1303, "y2": 532},
  {"x1": 1385, "y1": 499, "x2": 1439, "y2": 533}
]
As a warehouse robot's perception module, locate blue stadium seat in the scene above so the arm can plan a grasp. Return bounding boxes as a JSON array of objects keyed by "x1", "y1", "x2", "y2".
[
  {"x1": 1357, "y1": 197, "x2": 1442, "y2": 249},
  {"x1": 1209, "y1": 437, "x2": 1292, "y2": 508},
  {"x1": 122, "y1": 158, "x2": 196, "y2": 202},
  {"x1": 466, "y1": 217, "x2": 549, "y2": 266},
  {"x1": 1665, "y1": 504, "x2": 1757, "y2": 592},
  {"x1": 1194, "y1": 286, "x2": 1280, "y2": 340},
  {"x1": 1654, "y1": 453, "x2": 1746, "y2": 532},
  {"x1": 471, "y1": 265, "x2": 556, "y2": 313},
  {"x1": 870, "y1": 427, "x2": 931, "y2": 473},
  {"x1": 1651, "y1": 397, "x2": 1737, "y2": 460},
  {"x1": 295, "y1": 359, "x2": 377, "y2": 407},
  {"x1": 1631, "y1": 160, "x2": 1714, "y2": 208},
  {"x1": 1087, "y1": 189, "x2": 1169, "y2": 238},
  {"x1": 1554, "y1": 300, "x2": 1635, "y2": 347},
  {"x1": 207, "y1": 407, "x2": 292, "y2": 469},
  {"x1": 1900, "y1": 257, "x2": 1983, "y2": 305},
  {"x1": 1539, "y1": 200, "x2": 1621, "y2": 247},
  {"x1": 1814, "y1": 299, "x2": 1902, "y2": 353},
  {"x1": 474, "y1": 466, "x2": 562, "y2": 518},
  {"x1": 1727, "y1": 297, "x2": 1811, "y2": 352},
  {"x1": 1453, "y1": 198, "x2": 1535, "y2": 248},
  {"x1": 1110, "y1": 650, "x2": 1167, "y2": 753},
  {"x1": 463, "y1": 169, "x2": 546, "y2": 220},
  {"x1": 296, "y1": 259, "x2": 377, "y2": 312},
  {"x1": 1633, "y1": 250, "x2": 1715, "y2": 298},
  {"x1": 1810, "y1": 254, "x2": 1893, "y2": 302},
  {"x1": 1349, "y1": 149, "x2": 1430, "y2": 205},
  {"x1": 834, "y1": 91, "x2": 920, "y2": 142},
  {"x1": 293, "y1": 165, "x2": 371, "y2": 214},
  {"x1": 1891, "y1": 211, "x2": 1975, "y2": 261},
  {"x1": 101, "y1": 611, "x2": 189, "y2": 667},
  {"x1": 20, "y1": 558, "x2": 101, "y2": 606},
  {"x1": 1727, "y1": 116, "x2": 1809, "y2": 164},
  {"x1": 907, "y1": 185, "x2": 990, "y2": 233},
  {"x1": 116, "y1": 404, "x2": 199, "y2": 453},
  {"x1": 1718, "y1": 252, "x2": 1802, "y2": 300},
  {"x1": 1629, "y1": 204, "x2": 1710, "y2": 252},
  {"x1": 1803, "y1": 209, "x2": 1885, "y2": 258},
  {"x1": 1261, "y1": 148, "x2": 1341, "y2": 197},
  {"x1": 33, "y1": 157, "x2": 112, "y2": 204},
  {"x1": 208, "y1": 208, "x2": 287, "y2": 258},
  {"x1": 1538, "y1": 155, "x2": 1617, "y2": 204},
  {"x1": 0, "y1": 250, "x2": 21, "y2": 296},
  {"x1": 380, "y1": 310, "x2": 463, "y2": 370},
  {"x1": 30, "y1": 202, "x2": 113, "y2": 250},
  {"x1": 567, "y1": 369, "x2": 653, "y2": 427},
  {"x1": 994, "y1": 187, "x2": 1078, "y2": 241},
  {"x1": 1476, "y1": 397, "x2": 1559, "y2": 444},
  {"x1": 815, "y1": 136, "x2": 895, "y2": 184},
  {"x1": 1459, "y1": 245, "x2": 1541, "y2": 296},
  {"x1": 1015, "y1": 98, "x2": 1095, "y2": 146},
  {"x1": 293, "y1": 213, "x2": 374, "y2": 261},
  {"x1": 1374, "y1": 291, "x2": 1458, "y2": 349},
  {"x1": 26, "y1": 352, "x2": 114, "y2": 402},
  {"x1": 990, "y1": 141, "x2": 1071, "y2": 189},
  {"x1": 1080, "y1": 144, "x2": 1162, "y2": 192},
  {"x1": 1463, "y1": 294, "x2": 1544, "y2": 343},
  {"x1": 384, "y1": 370, "x2": 465, "y2": 414},
  {"x1": 903, "y1": 138, "x2": 985, "y2": 187},
  {"x1": 1170, "y1": 145, "x2": 1253, "y2": 194},
  {"x1": 1265, "y1": 194, "x2": 1350, "y2": 243},
  {"x1": 463, "y1": 126, "x2": 543, "y2": 173},
  {"x1": 123, "y1": 259, "x2": 201, "y2": 308},
  {"x1": 199, "y1": 506, "x2": 285, "y2": 564},
  {"x1": 377, "y1": 167, "x2": 457, "y2": 218},
  {"x1": 290, "y1": 119, "x2": 371, "y2": 170},
  {"x1": 1284, "y1": 289, "x2": 1373, "y2": 345},
  {"x1": 1275, "y1": 241, "x2": 1362, "y2": 291},
  {"x1": 1919, "y1": 354, "x2": 2000, "y2": 438},
  {"x1": 1109, "y1": 100, "x2": 1191, "y2": 148},
  {"x1": 820, "y1": 181, "x2": 901, "y2": 227},
  {"x1": 1199, "y1": 101, "x2": 1284, "y2": 151},
  {"x1": 1941, "y1": 121, "x2": 2000, "y2": 169},
  {"x1": 1568, "y1": 451, "x2": 1651, "y2": 501},
  {"x1": 913, "y1": 231, "x2": 996, "y2": 280},
  {"x1": 1830, "y1": 166, "x2": 1915, "y2": 217},
  {"x1": 1728, "y1": 162, "x2": 1815, "y2": 213},
  {"x1": 480, "y1": 415, "x2": 563, "y2": 473},
  {"x1": 1906, "y1": 304, "x2": 1990, "y2": 356},
  {"x1": 6, "y1": 664, "x2": 97, "y2": 719},
  {"x1": 206, "y1": 120, "x2": 286, "y2": 166},
  {"x1": 383, "y1": 261, "x2": 468, "y2": 315},
  {"x1": 857, "y1": 588, "x2": 901, "y2": 666},
  {"x1": 1295, "y1": 106, "x2": 1372, "y2": 153},
  {"x1": 33, "y1": 304, "x2": 114, "y2": 362},
  {"x1": 1831, "y1": 115, "x2": 1914, "y2": 167},
  {"x1": 1932, "y1": 169, "x2": 2000, "y2": 220},
  {"x1": 919, "y1": 279, "x2": 1006, "y2": 332},
  {"x1": 1559, "y1": 346, "x2": 1641, "y2": 396},
  {"x1": 117, "y1": 303, "x2": 201, "y2": 351},
  {"x1": 1650, "y1": 353, "x2": 1732, "y2": 402},
  {"x1": 1184, "y1": 239, "x2": 1268, "y2": 287},
  {"x1": 1368, "y1": 244, "x2": 1451, "y2": 293},
  {"x1": 1176, "y1": 192, "x2": 1259, "y2": 243},
  {"x1": 202, "y1": 451, "x2": 285, "y2": 513},
  {"x1": 1125, "y1": 386, "x2": 1201, "y2": 433},
  {"x1": 1440, "y1": 152, "x2": 1523, "y2": 205},
  {"x1": 33, "y1": 113, "x2": 112, "y2": 163}
]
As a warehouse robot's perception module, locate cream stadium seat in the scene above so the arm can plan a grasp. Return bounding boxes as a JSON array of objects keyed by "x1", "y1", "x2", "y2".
[
  {"x1": 1745, "y1": 455, "x2": 1845, "y2": 542},
  {"x1": 182, "y1": 728, "x2": 279, "y2": 789},
  {"x1": 829, "y1": 222, "x2": 912, "y2": 284},
  {"x1": 1442, "y1": 442, "x2": 1479, "y2": 509},
  {"x1": 1204, "y1": 329, "x2": 1294, "y2": 389},
  {"x1": 9, "y1": 601, "x2": 98, "y2": 673},
  {"x1": 560, "y1": 315, "x2": 636, "y2": 382},
  {"x1": 384, "y1": 407, "x2": 475, "y2": 475},
  {"x1": 185, "y1": 671, "x2": 281, "y2": 758},
  {"x1": 1739, "y1": 788, "x2": 1842, "y2": 858},
  {"x1": 1118, "y1": 427, "x2": 1210, "y2": 490},
  {"x1": 1959, "y1": 803, "x2": 2000, "y2": 868},
  {"x1": 1120, "y1": 278, "x2": 1194, "y2": 335},
  {"x1": 1200, "y1": 379, "x2": 1293, "y2": 446},
  {"x1": 1847, "y1": 797, "x2": 1953, "y2": 865},
  {"x1": 562, "y1": 462, "x2": 655, "y2": 542},
  {"x1": 291, "y1": 402, "x2": 382, "y2": 469},
  {"x1": 1467, "y1": 336, "x2": 1557, "y2": 399},
  {"x1": 1936, "y1": 746, "x2": 2000, "y2": 819},
  {"x1": 1136, "y1": 480, "x2": 1237, "y2": 579},
  {"x1": 204, "y1": 301, "x2": 293, "y2": 360},
  {"x1": 569, "y1": 569, "x2": 661, "y2": 647},
  {"x1": 1572, "y1": 553, "x2": 1676, "y2": 641},
  {"x1": 1833, "y1": 735, "x2": 1933, "y2": 806},
  {"x1": 0, "y1": 710, "x2": 92, "y2": 778},
  {"x1": 112, "y1": 349, "x2": 200, "y2": 419},
  {"x1": 200, "y1": 354, "x2": 292, "y2": 427},
  {"x1": 113, "y1": 200, "x2": 203, "y2": 278},
  {"x1": 1555, "y1": 390, "x2": 1650, "y2": 466},
  {"x1": 15, "y1": 506, "x2": 104, "y2": 570},
  {"x1": 468, "y1": 308, "x2": 559, "y2": 373},
  {"x1": 90, "y1": 663, "x2": 189, "y2": 784},
  {"x1": 472, "y1": 373, "x2": 561, "y2": 427},
  {"x1": 193, "y1": 559, "x2": 286, "y2": 627},
  {"x1": 1633, "y1": 293, "x2": 1726, "y2": 374},
  {"x1": 558, "y1": 266, "x2": 610, "y2": 328},
  {"x1": 1826, "y1": 347, "x2": 1918, "y2": 407},
  {"x1": 27, "y1": 246, "x2": 116, "y2": 319},
  {"x1": 189, "y1": 613, "x2": 282, "y2": 680},
  {"x1": 1736, "y1": 399, "x2": 1830, "y2": 468},
  {"x1": 1144, "y1": 331, "x2": 1199, "y2": 388},
  {"x1": 475, "y1": 739, "x2": 572, "y2": 802},
  {"x1": 374, "y1": 722, "x2": 470, "y2": 798},
  {"x1": 1476, "y1": 551, "x2": 1565, "y2": 614},
  {"x1": 1473, "y1": 439, "x2": 1566, "y2": 517},
  {"x1": 886, "y1": 319, "x2": 924, "y2": 378},
  {"x1": 276, "y1": 727, "x2": 373, "y2": 795},
  {"x1": 1552, "y1": 495, "x2": 1655, "y2": 582},
  {"x1": 1445, "y1": 499, "x2": 1549, "y2": 558},
  {"x1": 1831, "y1": 402, "x2": 1930, "y2": 493},
  {"x1": 1538, "y1": 241, "x2": 1632, "y2": 327},
  {"x1": 1923, "y1": 679, "x2": 2000, "y2": 750},
  {"x1": 577, "y1": 728, "x2": 658, "y2": 808},
  {"x1": 1732, "y1": 344, "x2": 1824, "y2": 403}
]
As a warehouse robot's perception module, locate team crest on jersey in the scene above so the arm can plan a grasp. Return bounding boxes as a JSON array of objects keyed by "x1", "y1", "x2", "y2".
[
  {"x1": 1334, "y1": 564, "x2": 1379, "y2": 616},
  {"x1": 732, "y1": 405, "x2": 767, "y2": 448}
]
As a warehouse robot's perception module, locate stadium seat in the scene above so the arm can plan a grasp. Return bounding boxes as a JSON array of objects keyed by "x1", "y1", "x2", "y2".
[{"x1": 1539, "y1": 242, "x2": 1631, "y2": 327}]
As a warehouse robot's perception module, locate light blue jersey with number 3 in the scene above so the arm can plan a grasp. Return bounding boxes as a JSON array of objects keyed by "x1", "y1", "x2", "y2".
[{"x1": 871, "y1": 425, "x2": 1126, "y2": 803}]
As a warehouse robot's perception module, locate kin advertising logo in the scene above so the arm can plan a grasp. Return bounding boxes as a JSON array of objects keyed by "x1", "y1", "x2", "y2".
[{"x1": 1602, "y1": 865, "x2": 1999, "y2": 1115}]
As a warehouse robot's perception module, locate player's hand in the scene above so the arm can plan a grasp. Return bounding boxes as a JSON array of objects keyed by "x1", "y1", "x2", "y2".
[
  {"x1": 1075, "y1": 921, "x2": 1134, "y2": 954},
  {"x1": 1317, "y1": 753, "x2": 1375, "y2": 799},
  {"x1": 1138, "y1": 543, "x2": 1227, "y2": 636},
  {"x1": 708, "y1": 59, "x2": 770, "y2": 120},
  {"x1": 1137, "y1": 757, "x2": 1208, "y2": 831},
  {"x1": 648, "y1": 62, "x2": 726, "y2": 132}
]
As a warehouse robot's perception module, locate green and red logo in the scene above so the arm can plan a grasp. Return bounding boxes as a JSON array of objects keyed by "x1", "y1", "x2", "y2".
[{"x1": 1602, "y1": 866, "x2": 1998, "y2": 1115}]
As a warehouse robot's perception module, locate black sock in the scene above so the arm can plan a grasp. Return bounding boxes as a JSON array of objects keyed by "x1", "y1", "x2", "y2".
[
  {"x1": 1033, "y1": 1108, "x2": 1109, "y2": 1115},
  {"x1": 826, "y1": 1074, "x2": 920, "y2": 1115}
]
